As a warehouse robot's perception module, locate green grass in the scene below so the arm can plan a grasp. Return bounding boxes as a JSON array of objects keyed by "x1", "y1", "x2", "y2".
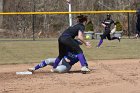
[
  {"x1": 84, "y1": 39, "x2": 140, "y2": 60},
  {"x1": 0, "y1": 39, "x2": 140, "y2": 64}
]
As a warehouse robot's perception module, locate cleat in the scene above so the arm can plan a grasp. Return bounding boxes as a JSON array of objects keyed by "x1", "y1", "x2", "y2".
[
  {"x1": 81, "y1": 66, "x2": 90, "y2": 74},
  {"x1": 28, "y1": 68, "x2": 35, "y2": 72},
  {"x1": 118, "y1": 37, "x2": 121, "y2": 42}
]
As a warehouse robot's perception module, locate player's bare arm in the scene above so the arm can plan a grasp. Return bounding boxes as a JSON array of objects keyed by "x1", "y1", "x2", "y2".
[
  {"x1": 77, "y1": 31, "x2": 91, "y2": 48},
  {"x1": 101, "y1": 23, "x2": 106, "y2": 28}
]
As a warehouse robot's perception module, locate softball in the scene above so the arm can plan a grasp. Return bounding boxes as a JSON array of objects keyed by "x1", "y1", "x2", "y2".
[{"x1": 86, "y1": 35, "x2": 90, "y2": 39}]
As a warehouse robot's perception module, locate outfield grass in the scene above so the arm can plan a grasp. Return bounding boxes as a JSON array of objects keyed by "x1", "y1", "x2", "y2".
[{"x1": 0, "y1": 39, "x2": 140, "y2": 64}]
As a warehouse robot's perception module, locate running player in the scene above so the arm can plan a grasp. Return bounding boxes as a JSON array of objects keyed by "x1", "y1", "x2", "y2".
[
  {"x1": 28, "y1": 40, "x2": 89, "y2": 73},
  {"x1": 53, "y1": 15, "x2": 91, "y2": 73},
  {"x1": 97, "y1": 14, "x2": 121, "y2": 48}
]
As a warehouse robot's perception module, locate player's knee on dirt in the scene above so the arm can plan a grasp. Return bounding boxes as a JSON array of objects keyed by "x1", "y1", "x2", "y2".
[{"x1": 55, "y1": 65, "x2": 68, "y2": 73}]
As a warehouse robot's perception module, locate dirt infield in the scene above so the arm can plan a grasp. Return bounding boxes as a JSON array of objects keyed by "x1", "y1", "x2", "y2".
[{"x1": 0, "y1": 59, "x2": 140, "y2": 93}]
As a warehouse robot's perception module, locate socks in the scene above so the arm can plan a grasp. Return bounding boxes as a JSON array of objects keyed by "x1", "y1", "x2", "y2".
[
  {"x1": 77, "y1": 53, "x2": 87, "y2": 67},
  {"x1": 97, "y1": 39, "x2": 103, "y2": 47},
  {"x1": 35, "y1": 60, "x2": 47, "y2": 70},
  {"x1": 83, "y1": 55, "x2": 88, "y2": 67},
  {"x1": 53, "y1": 58, "x2": 61, "y2": 68}
]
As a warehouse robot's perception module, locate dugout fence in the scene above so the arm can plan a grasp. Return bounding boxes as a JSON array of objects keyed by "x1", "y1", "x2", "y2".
[{"x1": 0, "y1": 11, "x2": 137, "y2": 40}]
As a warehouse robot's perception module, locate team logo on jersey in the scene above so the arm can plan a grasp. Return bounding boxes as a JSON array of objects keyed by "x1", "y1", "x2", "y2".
[{"x1": 104, "y1": 21, "x2": 111, "y2": 24}]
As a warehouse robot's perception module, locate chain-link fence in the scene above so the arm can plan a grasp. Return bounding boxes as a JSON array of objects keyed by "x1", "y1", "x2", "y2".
[{"x1": 0, "y1": 0, "x2": 139, "y2": 40}]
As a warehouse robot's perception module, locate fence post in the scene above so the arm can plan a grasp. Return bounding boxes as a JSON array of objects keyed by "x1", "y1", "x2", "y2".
[
  {"x1": 127, "y1": 12, "x2": 130, "y2": 38},
  {"x1": 66, "y1": 0, "x2": 72, "y2": 26},
  {"x1": 32, "y1": 0, "x2": 35, "y2": 41}
]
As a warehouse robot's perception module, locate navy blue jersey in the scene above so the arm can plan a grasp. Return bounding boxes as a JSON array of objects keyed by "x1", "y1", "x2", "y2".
[
  {"x1": 63, "y1": 50, "x2": 88, "y2": 66},
  {"x1": 62, "y1": 23, "x2": 85, "y2": 38},
  {"x1": 102, "y1": 19, "x2": 114, "y2": 30},
  {"x1": 64, "y1": 51, "x2": 79, "y2": 66}
]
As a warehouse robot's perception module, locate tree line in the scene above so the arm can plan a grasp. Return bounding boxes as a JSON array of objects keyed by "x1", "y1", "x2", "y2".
[{"x1": 1, "y1": 0, "x2": 140, "y2": 38}]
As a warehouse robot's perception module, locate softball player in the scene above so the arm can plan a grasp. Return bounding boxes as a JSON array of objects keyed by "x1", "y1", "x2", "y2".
[
  {"x1": 135, "y1": 10, "x2": 140, "y2": 38},
  {"x1": 53, "y1": 15, "x2": 91, "y2": 73},
  {"x1": 28, "y1": 40, "x2": 89, "y2": 73},
  {"x1": 97, "y1": 14, "x2": 121, "y2": 48}
]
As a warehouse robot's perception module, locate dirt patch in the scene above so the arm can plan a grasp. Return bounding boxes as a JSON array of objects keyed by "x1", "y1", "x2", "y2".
[{"x1": 0, "y1": 59, "x2": 140, "y2": 93}]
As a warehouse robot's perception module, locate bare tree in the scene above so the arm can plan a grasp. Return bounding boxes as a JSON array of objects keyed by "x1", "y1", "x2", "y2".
[{"x1": 1, "y1": 0, "x2": 140, "y2": 38}]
